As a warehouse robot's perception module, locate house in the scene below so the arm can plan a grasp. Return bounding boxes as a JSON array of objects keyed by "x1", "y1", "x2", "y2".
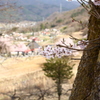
[{"x1": 28, "y1": 39, "x2": 40, "y2": 54}]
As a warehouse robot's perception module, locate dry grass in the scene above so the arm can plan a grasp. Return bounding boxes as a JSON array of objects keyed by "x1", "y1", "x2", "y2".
[
  {"x1": 0, "y1": 56, "x2": 46, "y2": 92},
  {"x1": 0, "y1": 56, "x2": 45, "y2": 78},
  {"x1": 0, "y1": 31, "x2": 83, "y2": 92},
  {"x1": 54, "y1": 31, "x2": 83, "y2": 43},
  {"x1": 0, "y1": 55, "x2": 81, "y2": 92}
]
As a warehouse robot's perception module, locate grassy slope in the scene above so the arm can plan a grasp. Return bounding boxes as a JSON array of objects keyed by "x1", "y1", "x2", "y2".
[
  {"x1": 0, "y1": 31, "x2": 83, "y2": 92},
  {"x1": 0, "y1": 56, "x2": 46, "y2": 91},
  {"x1": 34, "y1": 6, "x2": 89, "y2": 34},
  {"x1": 0, "y1": 56, "x2": 81, "y2": 92}
]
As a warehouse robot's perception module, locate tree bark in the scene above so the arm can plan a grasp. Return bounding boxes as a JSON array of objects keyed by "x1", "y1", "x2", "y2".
[
  {"x1": 57, "y1": 80, "x2": 62, "y2": 100},
  {"x1": 42, "y1": 96, "x2": 44, "y2": 100},
  {"x1": 69, "y1": 6, "x2": 100, "y2": 100}
]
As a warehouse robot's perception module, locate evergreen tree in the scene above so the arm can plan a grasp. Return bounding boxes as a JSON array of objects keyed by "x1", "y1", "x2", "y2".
[{"x1": 42, "y1": 57, "x2": 74, "y2": 100}]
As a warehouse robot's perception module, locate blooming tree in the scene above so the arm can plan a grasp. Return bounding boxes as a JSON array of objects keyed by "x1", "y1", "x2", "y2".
[
  {"x1": 0, "y1": 36, "x2": 12, "y2": 54},
  {"x1": 69, "y1": 0, "x2": 100, "y2": 100},
  {"x1": 38, "y1": 37, "x2": 88, "y2": 59}
]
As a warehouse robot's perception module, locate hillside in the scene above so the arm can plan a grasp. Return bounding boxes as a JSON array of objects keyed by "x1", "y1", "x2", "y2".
[
  {"x1": 1, "y1": 6, "x2": 89, "y2": 36},
  {"x1": 32, "y1": 6, "x2": 89, "y2": 34},
  {"x1": 0, "y1": 0, "x2": 80, "y2": 22},
  {"x1": 0, "y1": 55, "x2": 80, "y2": 99}
]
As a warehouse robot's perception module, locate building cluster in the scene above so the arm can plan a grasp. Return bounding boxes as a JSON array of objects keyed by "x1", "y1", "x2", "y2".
[
  {"x1": 0, "y1": 21, "x2": 36, "y2": 29},
  {"x1": 0, "y1": 24, "x2": 63, "y2": 57}
]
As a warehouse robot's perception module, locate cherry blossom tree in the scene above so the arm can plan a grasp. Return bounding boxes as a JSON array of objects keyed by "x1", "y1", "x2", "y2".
[
  {"x1": 69, "y1": 0, "x2": 100, "y2": 100},
  {"x1": 0, "y1": 36, "x2": 12, "y2": 56},
  {"x1": 38, "y1": 38, "x2": 88, "y2": 59}
]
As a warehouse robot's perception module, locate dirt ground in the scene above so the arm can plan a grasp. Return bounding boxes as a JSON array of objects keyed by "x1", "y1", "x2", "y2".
[
  {"x1": 0, "y1": 56, "x2": 45, "y2": 79},
  {"x1": 0, "y1": 56, "x2": 82, "y2": 92},
  {"x1": 0, "y1": 32, "x2": 82, "y2": 92},
  {"x1": 0, "y1": 56, "x2": 46, "y2": 92}
]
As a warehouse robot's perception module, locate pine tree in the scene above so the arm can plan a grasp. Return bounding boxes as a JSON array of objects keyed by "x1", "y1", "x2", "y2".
[{"x1": 42, "y1": 57, "x2": 73, "y2": 100}]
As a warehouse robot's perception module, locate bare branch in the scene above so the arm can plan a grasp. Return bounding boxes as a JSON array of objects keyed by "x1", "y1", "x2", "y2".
[
  {"x1": 57, "y1": 44, "x2": 99, "y2": 51},
  {"x1": 77, "y1": 0, "x2": 100, "y2": 19},
  {"x1": 70, "y1": 35, "x2": 100, "y2": 44},
  {"x1": 69, "y1": 35, "x2": 84, "y2": 41},
  {"x1": 71, "y1": 58, "x2": 81, "y2": 60}
]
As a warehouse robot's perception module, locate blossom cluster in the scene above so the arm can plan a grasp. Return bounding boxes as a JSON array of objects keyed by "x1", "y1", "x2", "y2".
[{"x1": 38, "y1": 38, "x2": 88, "y2": 59}]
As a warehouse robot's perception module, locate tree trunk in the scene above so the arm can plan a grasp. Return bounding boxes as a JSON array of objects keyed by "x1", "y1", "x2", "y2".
[
  {"x1": 57, "y1": 79, "x2": 62, "y2": 100},
  {"x1": 69, "y1": 6, "x2": 100, "y2": 100},
  {"x1": 58, "y1": 95, "x2": 61, "y2": 100},
  {"x1": 42, "y1": 96, "x2": 44, "y2": 100},
  {"x1": 57, "y1": 84, "x2": 62, "y2": 100}
]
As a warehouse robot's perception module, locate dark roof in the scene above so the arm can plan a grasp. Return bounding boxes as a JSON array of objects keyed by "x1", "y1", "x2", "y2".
[{"x1": 28, "y1": 41, "x2": 40, "y2": 49}]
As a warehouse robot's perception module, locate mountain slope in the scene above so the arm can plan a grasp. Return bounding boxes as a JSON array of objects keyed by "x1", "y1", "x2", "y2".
[
  {"x1": 0, "y1": 0, "x2": 80, "y2": 22},
  {"x1": 18, "y1": 0, "x2": 80, "y2": 10},
  {"x1": 33, "y1": 7, "x2": 89, "y2": 34}
]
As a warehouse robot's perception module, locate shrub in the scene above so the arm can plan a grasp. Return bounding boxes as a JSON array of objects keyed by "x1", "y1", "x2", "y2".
[
  {"x1": 56, "y1": 19, "x2": 63, "y2": 23},
  {"x1": 51, "y1": 24, "x2": 56, "y2": 28}
]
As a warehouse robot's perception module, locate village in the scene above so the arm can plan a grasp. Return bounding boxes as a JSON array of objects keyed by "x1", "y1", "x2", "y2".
[
  {"x1": 0, "y1": 23, "x2": 63, "y2": 58},
  {"x1": 0, "y1": 22, "x2": 87, "y2": 60}
]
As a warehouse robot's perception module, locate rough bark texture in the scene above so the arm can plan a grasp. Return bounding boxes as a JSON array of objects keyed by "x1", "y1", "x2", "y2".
[{"x1": 69, "y1": 6, "x2": 100, "y2": 100}]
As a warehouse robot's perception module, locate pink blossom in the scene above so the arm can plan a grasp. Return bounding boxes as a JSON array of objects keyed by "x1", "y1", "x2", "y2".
[
  {"x1": 38, "y1": 38, "x2": 88, "y2": 59},
  {"x1": 15, "y1": 43, "x2": 28, "y2": 52}
]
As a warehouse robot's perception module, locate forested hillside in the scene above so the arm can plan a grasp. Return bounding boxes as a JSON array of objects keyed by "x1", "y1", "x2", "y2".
[
  {"x1": 0, "y1": 0, "x2": 80, "y2": 22},
  {"x1": 32, "y1": 7, "x2": 89, "y2": 34}
]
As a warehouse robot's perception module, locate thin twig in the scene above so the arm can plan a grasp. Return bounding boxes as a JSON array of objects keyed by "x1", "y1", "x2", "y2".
[
  {"x1": 70, "y1": 35, "x2": 100, "y2": 44},
  {"x1": 77, "y1": 0, "x2": 100, "y2": 19},
  {"x1": 71, "y1": 58, "x2": 81, "y2": 60},
  {"x1": 69, "y1": 35, "x2": 82, "y2": 41},
  {"x1": 57, "y1": 44, "x2": 99, "y2": 51}
]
